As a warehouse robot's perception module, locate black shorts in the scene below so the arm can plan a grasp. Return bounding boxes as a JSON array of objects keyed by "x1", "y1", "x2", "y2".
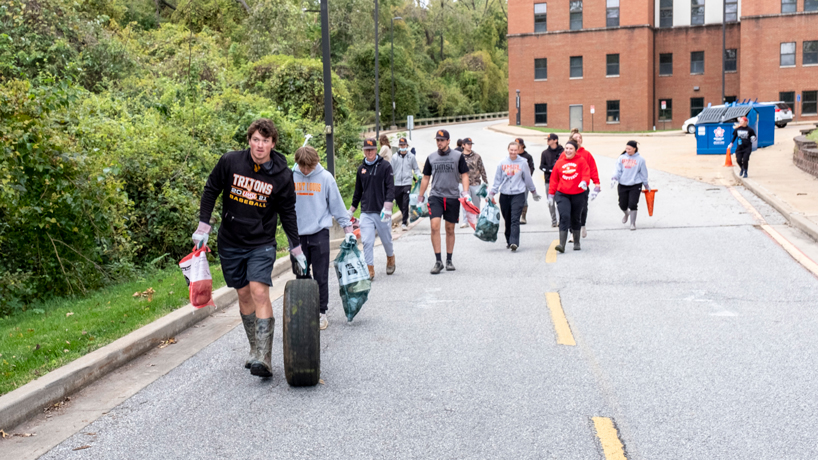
[
  {"x1": 429, "y1": 196, "x2": 461, "y2": 224},
  {"x1": 218, "y1": 244, "x2": 277, "y2": 289}
]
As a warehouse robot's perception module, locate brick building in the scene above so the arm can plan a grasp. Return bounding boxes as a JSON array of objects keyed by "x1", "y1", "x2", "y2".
[{"x1": 507, "y1": 0, "x2": 818, "y2": 131}]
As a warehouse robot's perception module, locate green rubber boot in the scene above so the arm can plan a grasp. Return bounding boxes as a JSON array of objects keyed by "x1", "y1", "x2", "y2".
[
  {"x1": 555, "y1": 231, "x2": 567, "y2": 253},
  {"x1": 250, "y1": 317, "x2": 274, "y2": 378},
  {"x1": 240, "y1": 312, "x2": 257, "y2": 369}
]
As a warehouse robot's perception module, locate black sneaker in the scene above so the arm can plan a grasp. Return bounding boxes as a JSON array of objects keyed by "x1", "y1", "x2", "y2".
[
  {"x1": 430, "y1": 261, "x2": 444, "y2": 274},
  {"x1": 510, "y1": 244, "x2": 518, "y2": 252},
  {"x1": 446, "y1": 260, "x2": 456, "y2": 271}
]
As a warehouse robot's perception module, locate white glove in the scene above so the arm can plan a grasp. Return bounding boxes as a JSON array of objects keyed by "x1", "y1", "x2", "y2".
[
  {"x1": 643, "y1": 183, "x2": 651, "y2": 192},
  {"x1": 460, "y1": 191, "x2": 472, "y2": 203},
  {"x1": 547, "y1": 194, "x2": 554, "y2": 207},
  {"x1": 347, "y1": 206, "x2": 355, "y2": 219},
  {"x1": 192, "y1": 222, "x2": 211, "y2": 249},
  {"x1": 532, "y1": 193, "x2": 542, "y2": 202},
  {"x1": 290, "y1": 246, "x2": 308, "y2": 275},
  {"x1": 579, "y1": 181, "x2": 588, "y2": 191},
  {"x1": 380, "y1": 208, "x2": 392, "y2": 222},
  {"x1": 344, "y1": 233, "x2": 357, "y2": 244},
  {"x1": 417, "y1": 194, "x2": 425, "y2": 204},
  {"x1": 589, "y1": 186, "x2": 601, "y2": 201},
  {"x1": 610, "y1": 178, "x2": 617, "y2": 189},
  {"x1": 727, "y1": 143, "x2": 733, "y2": 150}
]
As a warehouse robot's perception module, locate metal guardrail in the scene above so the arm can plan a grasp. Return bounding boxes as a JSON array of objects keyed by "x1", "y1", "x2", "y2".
[{"x1": 361, "y1": 111, "x2": 509, "y2": 133}]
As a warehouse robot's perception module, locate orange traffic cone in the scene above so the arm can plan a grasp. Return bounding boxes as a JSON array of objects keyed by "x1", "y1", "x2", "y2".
[
  {"x1": 724, "y1": 147, "x2": 733, "y2": 167},
  {"x1": 642, "y1": 189, "x2": 657, "y2": 217}
]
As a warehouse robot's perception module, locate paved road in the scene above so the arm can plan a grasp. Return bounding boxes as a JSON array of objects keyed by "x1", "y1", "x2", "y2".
[{"x1": 40, "y1": 121, "x2": 818, "y2": 459}]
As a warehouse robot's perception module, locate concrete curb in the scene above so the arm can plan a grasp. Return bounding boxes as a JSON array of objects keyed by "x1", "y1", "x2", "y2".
[
  {"x1": 732, "y1": 167, "x2": 818, "y2": 242},
  {"x1": 486, "y1": 123, "x2": 686, "y2": 138},
  {"x1": 0, "y1": 211, "x2": 406, "y2": 431}
]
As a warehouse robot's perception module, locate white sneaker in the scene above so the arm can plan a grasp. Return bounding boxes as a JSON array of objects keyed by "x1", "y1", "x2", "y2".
[
  {"x1": 459, "y1": 222, "x2": 467, "y2": 228},
  {"x1": 319, "y1": 313, "x2": 328, "y2": 330},
  {"x1": 401, "y1": 224, "x2": 408, "y2": 231}
]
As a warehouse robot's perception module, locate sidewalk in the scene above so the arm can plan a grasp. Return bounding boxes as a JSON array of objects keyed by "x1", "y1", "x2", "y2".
[{"x1": 487, "y1": 122, "x2": 818, "y2": 241}]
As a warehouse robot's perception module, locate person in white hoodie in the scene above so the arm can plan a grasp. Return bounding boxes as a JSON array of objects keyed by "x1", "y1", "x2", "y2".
[
  {"x1": 488, "y1": 142, "x2": 541, "y2": 251},
  {"x1": 293, "y1": 146, "x2": 356, "y2": 330},
  {"x1": 611, "y1": 140, "x2": 650, "y2": 231}
]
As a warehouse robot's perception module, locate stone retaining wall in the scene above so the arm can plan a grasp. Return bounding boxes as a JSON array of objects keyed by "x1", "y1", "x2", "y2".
[{"x1": 794, "y1": 126, "x2": 818, "y2": 178}]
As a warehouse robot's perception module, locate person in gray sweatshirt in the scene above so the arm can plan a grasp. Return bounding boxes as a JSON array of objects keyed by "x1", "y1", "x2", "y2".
[
  {"x1": 611, "y1": 140, "x2": 650, "y2": 231},
  {"x1": 293, "y1": 146, "x2": 355, "y2": 330},
  {"x1": 391, "y1": 137, "x2": 421, "y2": 231},
  {"x1": 488, "y1": 142, "x2": 541, "y2": 251}
]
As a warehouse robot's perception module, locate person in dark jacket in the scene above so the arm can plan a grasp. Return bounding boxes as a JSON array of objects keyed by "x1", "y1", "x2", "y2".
[
  {"x1": 539, "y1": 133, "x2": 564, "y2": 227},
  {"x1": 514, "y1": 137, "x2": 536, "y2": 224},
  {"x1": 194, "y1": 118, "x2": 306, "y2": 379},
  {"x1": 728, "y1": 116, "x2": 757, "y2": 178},
  {"x1": 349, "y1": 138, "x2": 396, "y2": 281}
]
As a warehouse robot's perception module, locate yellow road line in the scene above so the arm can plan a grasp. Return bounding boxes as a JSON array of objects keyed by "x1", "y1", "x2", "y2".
[
  {"x1": 546, "y1": 240, "x2": 559, "y2": 264},
  {"x1": 545, "y1": 292, "x2": 575, "y2": 346},
  {"x1": 592, "y1": 417, "x2": 628, "y2": 460}
]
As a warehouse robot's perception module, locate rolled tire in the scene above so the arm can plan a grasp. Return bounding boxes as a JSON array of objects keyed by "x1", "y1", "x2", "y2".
[{"x1": 282, "y1": 279, "x2": 321, "y2": 387}]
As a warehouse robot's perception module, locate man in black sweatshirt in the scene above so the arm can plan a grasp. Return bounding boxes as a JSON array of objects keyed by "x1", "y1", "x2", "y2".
[
  {"x1": 514, "y1": 137, "x2": 536, "y2": 224},
  {"x1": 194, "y1": 118, "x2": 305, "y2": 379},
  {"x1": 539, "y1": 133, "x2": 564, "y2": 227}
]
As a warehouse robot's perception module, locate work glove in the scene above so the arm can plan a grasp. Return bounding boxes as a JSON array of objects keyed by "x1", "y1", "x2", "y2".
[
  {"x1": 417, "y1": 194, "x2": 425, "y2": 204},
  {"x1": 610, "y1": 178, "x2": 618, "y2": 189},
  {"x1": 727, "y1": 143, "x2": 733, "y2": 150},
  {"x1": 547, "y1": 194, "x2": 555, "y2": 207},
  {"x1": 460, "y1": 190, "x2": 472, "y2": 204},
  {"x1": 643, "y1": 183, "x2": 651, "y2": 192},
  {"x1": 578, "y1": 181, "x2": 588, "y2": 191},
  {"x1": 344, "y1": 233, "x2": 357, "y2": 244},
  {"x1": 290, "y1": 245, "x2": 308, "y2": 276},
  {"x1": 380, "y1": 202, "x2": 393, "y2": 222},
  {"x1": 589, "y1": 186, "x2": 601, "y2": 201},
  {"x1": 192, "y1": 222, "x2": 211, "y2": 250},
  {"x1": 487, "y1": 191, "x2": 496, "y2": 205},
  {"x1": 347, "y1": 206, "x2": 355, "y2": 219},
  {"x1": 532, "y1": 192, "x2": 542, "y2": 202}
]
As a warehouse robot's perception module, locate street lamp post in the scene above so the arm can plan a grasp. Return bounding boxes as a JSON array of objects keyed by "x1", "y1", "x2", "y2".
[
  {"x1": 374, "y1": 0, "x2": 380, "y2": 140},
  {"x1": 320, "y1": 0, "x2": 335, "y2": 174},
  {"x1": 390, "y1": 16, "x2": 403, "y2": 131}
]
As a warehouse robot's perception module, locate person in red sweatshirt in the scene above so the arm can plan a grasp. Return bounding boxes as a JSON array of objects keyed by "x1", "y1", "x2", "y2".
[
  {"x1": 566, "y1": 130, "x2": 600, "y2": 240},
  {"x1": 549, "y1": 140, "x2": 590, "y2": 253}
]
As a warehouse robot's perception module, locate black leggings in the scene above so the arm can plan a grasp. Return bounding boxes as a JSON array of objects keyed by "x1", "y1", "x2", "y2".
[
  {"x1": 618, "y1": 183, "x2": 642, "y2": 211},
  {"x1": 736, "y1": 150, "x2": 751, "y2": 172},
  {"x1": 556, "y1": 192, "x2": 584, "y2": 232},
  {"x1": 499, "y1": 192, "x2": 526, "y2": 246},
  {"x1": 579, "y1": 189, "x2": 590, "y2": 227},
  {"x1": 394, "y1": 185, "x2": 412, "y2": 225}
]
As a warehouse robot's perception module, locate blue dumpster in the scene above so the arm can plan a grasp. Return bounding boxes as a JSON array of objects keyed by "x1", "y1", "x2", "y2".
[
  {"x1": 695, "y1": 104, "x2": 759, "y2": 155},
  {"x1": 752, "y1": 103, "x2": 775, "y2": 148}
]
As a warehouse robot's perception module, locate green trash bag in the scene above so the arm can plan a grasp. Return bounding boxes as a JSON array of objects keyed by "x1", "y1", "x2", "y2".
[
  {"x1": 333, "y1": 239, "x2": 371, "y2": 321},
  {"x1": 408, "y1": 180, "x2": 429, "y2": 222},
  {"x1": 473, "y1": 199, "x2": 501, "y2": 242},
  {"x1": 476, "y1": 183, "x2": 487, "y2": 198}
]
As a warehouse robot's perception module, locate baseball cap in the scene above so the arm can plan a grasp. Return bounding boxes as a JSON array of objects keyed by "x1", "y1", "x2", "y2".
[
  {"x1": 435, "y1": 129, "x2": 450, "y2": 140},
  {"x1": 398, "y1": 137, "x2": 408, "y2": 145},
  {"x1": 514, "y1": 137, "x2": 526, "y2": 147},
  {"x1": 548, "y1": 133, "x2": 559, "y2": 141},
  {"x1": 463, "y1": 137, "x2": 474, "y2": 144},
  {"x1": 363, "y1": 138, "x2": 378, "y2": 149}
]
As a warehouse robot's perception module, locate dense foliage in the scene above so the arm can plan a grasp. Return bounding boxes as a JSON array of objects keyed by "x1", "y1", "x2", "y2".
[{"x1": 0, "y1": 0, "x2": 508, "y2": 314}]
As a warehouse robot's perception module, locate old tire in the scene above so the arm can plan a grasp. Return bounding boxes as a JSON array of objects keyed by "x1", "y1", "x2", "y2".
[{"x1": 282, "y1": 279, "x2": 321, "y2": 387}]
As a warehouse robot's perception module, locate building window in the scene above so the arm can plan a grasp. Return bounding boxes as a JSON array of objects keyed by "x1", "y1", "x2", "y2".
[
  {"x1": 535, "y1": 104, "x2": 548, "y2": 124},
  {"x1": 606, "y1": 54, "x2": 620, "y2": 76},
  {"x1": 725, "y1": 96, "x2": 737, "y2": 103},
  {"x1": 782, "y1": 0, "x2": 796, "y2": 13},
  {"x1": 725, "y1": 0, "x2": 738, "y2": 22},
  {"x1": 725, "y1": 49, "x2": 737, "y2": 72},
  {"x1": 659, "y1": 53, "x2": 673, "y2": 75},
  {"x1": 570, "y1": 1, "x2": 583, "y2": 30},
  {"x1": 534, "y1": 3, "x2": 548, "y2": 33},
  {"x1": 781, "y1": 42, "x2": 796, "y2": 67},
  {"x1": 807, "y1": 0, "x2": 818, "y2": 12},
  {"x1": 607, "y1": 100, "x2": 620, "y2": 122},
  {"x1": 606, "y1": 0, "x2": 619, "y2": 27},
  {"x1": 570, "y1": 56, "x2": 583, "y2": 78},
  {"x1": 780, "y1": 91, "x2": 795, "y2": 109},
  {"x1": 804, "y1": 91, "x2": 818, "y2": 115},
  {"x1": 691, "y1": 97, "x2": 704, "y2": 117},
  {"x1": 691, "y1": 0, "x2": 705, "y2": 25},
  {"x1": 659, "y1": 99, "x2": 672, "y2": 121},
  {"x1": 660, "y1": 0, "x2": 673, "y2": 28},
  {"x1": 691, "y1": 51, "x2": 704, "y2": 74},
  {"x1": 535, "y1": 58, "x2": 548, "y2": 80},
  {"x1": 805, "y1": 41, "x2": 818, "y2": 65}
]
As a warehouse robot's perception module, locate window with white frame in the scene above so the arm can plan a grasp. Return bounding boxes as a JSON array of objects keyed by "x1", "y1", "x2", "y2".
[
  {"x1": 691, "y1": 51, "x2": 704, "y2": 74},
  {"x1": 607, "y1": 100, "x2": 620, "y2": 122},
  {"x1": 570, "y1": 1, "x2": 583, "y2": 30},
  {"x1": 535, "y1": 58, "x2": 548, "y2": 80},
  {"x1": 781, "y1": 42, "x2": 796, "y2": 67},
  {"x1": 606, "y1": 0, "x2": 619, "y2": 27},
  {"x1": 659, "y1": 0, "x2": 673, "y2": 28},
  {"x1": 570, "y1": 56, "x2": 583, "y2": 78},
  {"x1": 535, "y1": 104, "x2": 548, "y2": 124},
  {"x1": 606, "y1": 54, "x2": 620, "y2": 76},
  {"x1": 534, "y1": 3, "x2": 547, "y2": 33},
  {"x1": 659, "y1": 53, "x2": 673, "y2": 75},
  {"x1": 804, "y1": 41, "x2": 818, "y2": 66},
  {"x1": 807, "y1": 0, "x2": 818, "y2": 11},
  {"x1": 725, "y1": 0, "x2": 738, "y2": 22},
  {"x1": 782, "y1": 0, "x2": 796, "y2": 13}
]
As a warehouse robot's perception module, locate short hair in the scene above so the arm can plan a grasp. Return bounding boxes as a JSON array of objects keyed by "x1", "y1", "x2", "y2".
[
  {"x1": 294, "y1": 146, "x2": 320, "y2": 168},
  {"x1": 379, "y1": 134, "x2": 390, "y2": 147},
  {"x1": 247, "y1": 118, "x2": 279, "y2": 144},
  {"x1": 508, "y1": 142, "x2": 520, "y2": 150}
]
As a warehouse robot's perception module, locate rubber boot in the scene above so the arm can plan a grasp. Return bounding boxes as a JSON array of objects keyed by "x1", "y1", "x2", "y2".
[
  {"x1": 250, "y1": 318, "x2": 274, "y2": 378},
  {"x1": 630, "y1": 210, "x2": 638, "y2": 231},
  {"x1": 368, "y1": 265, "x2": 375, "y2": 281},
  {"x1": 581, "y1": 226, "x2": 587, "y2": 239},
  {"x1": 573, "y1": 231, "x2": 581, "y2": 250},
  {"x1": 555, "y1": 231, "x2": 567, "y2": 253},
  {"x1": 622, "y1": 209, "x2": 629, "y2": 224},
  {"x1": 386, "y1": 255, "x2": 395, "y2": 275},
  {"x1": 549, "y1": 203, "x2": 558, "y2": 227},
  {"x1": 240, "y1": 312, "x2": 257, "y2": 369},
  {"x1": 520, "y1": 206, "x2": 528, "y2": 225}
]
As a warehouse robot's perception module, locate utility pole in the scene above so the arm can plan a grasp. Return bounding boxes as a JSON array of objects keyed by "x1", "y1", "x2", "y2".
[
  {"x1": 374, "y1": 0, "x2": 380, "y2": 140},
  {"x1": 320, "y1": 0, "x2": 335, "y2": 174},
  {"x1": 390, "y1": 17, "x2": 403, "y2": 131}
]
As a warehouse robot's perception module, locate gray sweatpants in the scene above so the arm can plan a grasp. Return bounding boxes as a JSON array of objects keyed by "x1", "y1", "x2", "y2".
[
  {"x1": 459, "y1": 184, "x2": 483, "y2": 221},
  {"x1": 359, "y1": 212, "x2": 394, "y2": 266}
]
